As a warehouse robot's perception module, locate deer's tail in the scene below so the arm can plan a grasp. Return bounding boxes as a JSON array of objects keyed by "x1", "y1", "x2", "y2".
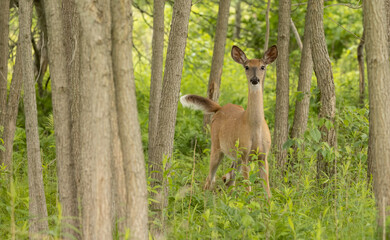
[{"x1": 180, "y1": 94, "x2": 222, "y2": 113}]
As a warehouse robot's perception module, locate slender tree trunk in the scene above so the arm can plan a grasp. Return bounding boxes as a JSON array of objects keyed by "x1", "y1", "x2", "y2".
[
  {"x1": 291, "y1": 2, "x2": 313, "y2": 157},
  {"x1": 0, "y1": 45, "x2": 22, "y2": 168},
  {"x1": 148, "y1": 0, "x2": 192, "y2": 235},
  {"x1": 0, "y1": 0, "x2": 10, "y2": 126},
  {"x1": 76, "y1": 0, "x2": 113, "y2": 238},
  {"x1": 33, "y1": 0, "x2": 49, "y2": 98},
  {"x1": 357, "y1": 32, "x2": 365, "y2": 107},
  {"x1": 203, "y1": 0, "x2": 231, "y2": 127},
  {"x1": 43, "y1": 0, "x2": 79, "y2": 238},
  {"x1": 274, "y1": 0, "x2": 291, "y2": 169},
  {"x1": 234, "y1": 0, "x2": 241, "y2": 39},
  {"x1": 61, "y1": 0, "x2": 82, "y2": 223},
  {"x1": 148, "y1": 0, "x2": 165, "y2": 193},
  {"x1": 262, "y1": 0, "x2": 271, "y2": 90},
  {"x1": 111, "y1": 0, "x2": 148, "y2": 238},
  {"x1": 363, "y1": 0, "x2": 390, "y2": 236},
  {"x1": 20, "y1": 0, "x2": 49, "y2": 237},
  {"x1": 309, "y1": 0, "x2": 336, "y2": 179}
]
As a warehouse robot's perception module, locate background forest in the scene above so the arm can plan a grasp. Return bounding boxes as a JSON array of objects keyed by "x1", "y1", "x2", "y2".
[{"x1": 0, "y1": 0, "x2": 389, "y2": 239}]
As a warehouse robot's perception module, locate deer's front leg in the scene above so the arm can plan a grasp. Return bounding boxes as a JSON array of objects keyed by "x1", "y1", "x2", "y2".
[{"x1": 258, "y1": 153, "x2": 271, "y2": 198}]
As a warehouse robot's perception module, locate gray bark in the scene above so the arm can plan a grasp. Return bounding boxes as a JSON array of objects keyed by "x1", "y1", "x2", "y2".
[
  {"x1": 148, "y1": 0, "x2": 165, "y2": 200},
  {"x1": 61, "y1": 0, "x2": 82, "y2": 221},
  {"x1": 309, "y1": 0, "x2": 337, "y2": 179},
  {"x1": 20, "y1": 0, "x2": 49, "y2": 237},
  {"x1": 234, "y1": 0, "x2": 241, "y2": 39},
  {"x1": 0, "y1": 42, "x2": 22, "y2": 168},
  {"x1": 363, "y1": 0, "x2": 390, "y2": 236},
  {"x1": 291, "y1": 2, "x2": 313, "y2": 148},
  {"x1": 203, "y1": 0, "x2": 231, "y2": 127},
  {"x1": 148, "y1": 0, "x2": 192, "y2": 235},
  {"x1": 274, "y1": 0, "x2": 291, "y2": 169},
  {"x1": 43, "y1": 0, "x2": 79, "y2": 238},
  {"x1": 0, "y1": 0, "x2": 10, "y2": 126},
  {"x1": 111, "y1": 0, "x2": 148, "y2": 238},
  {"x1": 76, "y1": 0, "x2": 113, "y2": 238}
]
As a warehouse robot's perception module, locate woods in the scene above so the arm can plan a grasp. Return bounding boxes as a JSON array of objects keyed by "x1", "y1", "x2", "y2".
[{"x1": 0, "y1": 0, "x2": 390, "y2": 239}]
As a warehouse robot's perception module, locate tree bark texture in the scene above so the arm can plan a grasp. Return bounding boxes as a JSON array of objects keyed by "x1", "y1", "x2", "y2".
[
  {"x1": 148, "y1": 0, "x2": 165, "y2": 180},
  {"x1": 43, "y1": 0, "x2": 79, "y2": 238},
  {"x1": 203, "y1": 0, "x2": 231, "y2": 127},
  {"x1": 0, "y1": 0, "x2": 10, "y2": 126},
  {"x1": 234, "y1": 0, "x2": 241, "y2": 39},
  {"x1": 262, "y1": 0, "x2": 272, "y2": 90},
  {"x1": 33, "y1": 0, "x2": 49, "y2": 98},
  {"x1": 20, "y1": 0, "x2": 49, "y2": 237},
  {"x1": 76, "y1": 0, "x2": 113, "y2": 238},
  {"x1": 148, "y1": 0, "x2": 192, "y2": 234},
  {"x1": 309, "y1": 0, "x2": 337, "y2": 179},
  {"x1": 363, "y1": 0, "x2": 390, "y2": 235},
  {"x1": 111, "y1": 0, "x2": 148, "y2": 238},
  {"x1": 357, "y1": 32, "x2": 365, "y2": 107},
  {"x1": 61, "y1": 0, "x2": 82, "y2": 218},
  {"x1": 274, "y1": 0, "x2": 291, "y2": 169},
  {"x1": 291, "y1": 2, "x2": 313, "y2": 146}
]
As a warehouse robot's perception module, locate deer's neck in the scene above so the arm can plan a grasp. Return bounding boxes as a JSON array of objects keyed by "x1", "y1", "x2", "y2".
[{"x1": 245, "y1": 86, "x2": 265, "y2": 127}]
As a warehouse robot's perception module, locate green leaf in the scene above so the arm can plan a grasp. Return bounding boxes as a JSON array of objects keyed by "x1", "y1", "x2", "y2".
[
  {"x1": 310, "y1": 129, "x2": 322, "y2": 143},
  {"x1": 283, "y1": 139, "x2": 294, "y2": 150}
]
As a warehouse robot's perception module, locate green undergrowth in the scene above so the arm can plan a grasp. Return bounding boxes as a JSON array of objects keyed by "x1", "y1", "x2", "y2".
[{"x1": 161, "y1": 103, "x2": 375, "y2": 239}]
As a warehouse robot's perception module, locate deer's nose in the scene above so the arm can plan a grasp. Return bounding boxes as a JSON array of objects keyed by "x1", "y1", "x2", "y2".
[{"x1": 250, "y1": 77, "x2": 260, "y2": 85}]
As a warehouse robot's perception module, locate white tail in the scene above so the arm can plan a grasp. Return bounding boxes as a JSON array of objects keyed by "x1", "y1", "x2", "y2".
[
  {"x1": 180, "y1": 95, "x2": 221, "y2": 113},
  {"x1": 181, "y1": 45, "x2": 278, "y2": 198}
]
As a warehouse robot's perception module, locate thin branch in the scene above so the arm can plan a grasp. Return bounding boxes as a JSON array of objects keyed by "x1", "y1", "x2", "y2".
[
  {"x1": 327, "y1": 16, "x2": 363, "y2": 41},
  {"x1": 290, "y1": 18, "x2": 303, "y2": 51}
]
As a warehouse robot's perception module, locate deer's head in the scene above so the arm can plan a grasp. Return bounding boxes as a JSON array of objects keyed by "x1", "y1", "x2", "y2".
[{"x1": 231, "y1": 45, "x2": 278, "y2": 87}]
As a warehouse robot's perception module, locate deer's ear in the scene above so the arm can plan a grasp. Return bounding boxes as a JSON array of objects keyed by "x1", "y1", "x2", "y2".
[
  {"x1": 231, "y1": 46, "x2": 248, "y2": 65},
  {"x1": 263, "y1": 45, "x2": 278, "y2": 64}
]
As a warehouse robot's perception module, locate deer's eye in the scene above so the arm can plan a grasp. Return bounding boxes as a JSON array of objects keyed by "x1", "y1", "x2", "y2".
[
  {"x1": 260, "y1": 66, "x2": 265, "y2": 70},
  {"x1": 245, "y1": 66, "x2": 249, "y2": 70}
]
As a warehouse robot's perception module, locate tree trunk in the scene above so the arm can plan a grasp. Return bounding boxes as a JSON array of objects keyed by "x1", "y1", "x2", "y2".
[
  {"x1": 309, "y1": 0, "x2": 336, "y2": 179},
  {"x1": 290, "y1": 2, "x2": 313, "y2": 157},
  {"x1": 357, "y1": 32, "x2": 365, "y2": 107},
  {"x1": 76, "y1": 0, "x2": 113, "y2": 238},
  {"x1": 0, "y1": 42, "x2": 22, "y2": 168},
  {"x1": 274, "y1": 0, "x2": 291, "y2": 170},
  {"x1": 234, "y1": 0, "x2": 241, "y2": 39},
  {"x1": 203, "y1": 0, "x2": 231, "y2": 127},
  {"x1": 262, "y1": 0, "x2": 271, "y2": 90},
  {"x1": 61, "y1": 0, "x2": 82, "y2": 224},
  {"x1": 33, "y1": 0, "x2": 49, "y2": 98},
  {"x1": 148, "y1": 0, "x2": 192, "y2": 235},
  {"x1": 363, "y1": 0, "x2": 390, "y2": 236},
  {"x1": 43, "y1": 0, "x2": 79, "y2": 238},
  {"x1": 20, "y1": 0, "x2": 49, "y2": 237},
  {"x1": 0, "y1": 0, "x2": 10, "y2": 126},
  {"x1": 148, "y1": 0, "x2": 165, "y2": 191},
  {"x1": 111, "y1": 0, "x2": 148, "y2": 238}
]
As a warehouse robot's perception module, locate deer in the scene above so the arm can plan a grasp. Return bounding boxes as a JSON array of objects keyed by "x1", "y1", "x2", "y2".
[{"x1": 180, "y1": 45, "x2": 277, "y2": 198}]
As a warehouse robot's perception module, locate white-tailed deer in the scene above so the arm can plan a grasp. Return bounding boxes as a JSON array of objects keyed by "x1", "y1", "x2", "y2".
[{"x1": 180, "y1": 45, "x2": 277, "y2": 198}]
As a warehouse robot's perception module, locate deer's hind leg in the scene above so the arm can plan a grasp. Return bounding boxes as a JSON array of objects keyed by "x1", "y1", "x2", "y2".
[
  {"x1": 204, "y1": 146, "x2": 224, "y2": 190},
  {"x1": 222, "y1": 160, "x2": 239, "y2": 188}
]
